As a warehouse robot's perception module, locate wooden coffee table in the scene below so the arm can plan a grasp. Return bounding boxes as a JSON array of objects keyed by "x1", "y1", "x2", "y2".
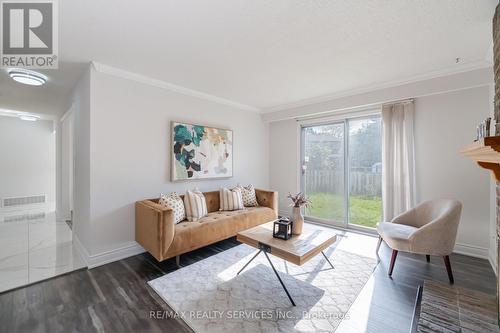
[{"x1": 236, "y1": 221, "x2": 337, "y2": 306}]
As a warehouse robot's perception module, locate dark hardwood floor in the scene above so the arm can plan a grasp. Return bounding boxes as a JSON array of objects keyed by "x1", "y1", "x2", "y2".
[{"x1": 0, "y1": 233, "x2": 496, "y2": 333}]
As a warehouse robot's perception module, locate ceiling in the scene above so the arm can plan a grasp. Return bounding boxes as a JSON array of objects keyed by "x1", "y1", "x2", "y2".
[{"x1": 0, "y1": 0, "x2": 497, "y2": 116}]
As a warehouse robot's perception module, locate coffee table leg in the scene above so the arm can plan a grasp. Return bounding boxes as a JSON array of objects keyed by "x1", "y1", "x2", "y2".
[
  {"x1": 321, "y1": 251, "x2": 335, "y2": 269},
  {"x1": 262, "y1": 251, "x2": 296, "y2": 306},
  {"x1": 237, "y1": 250, "x2": 262, "y2": 276}
]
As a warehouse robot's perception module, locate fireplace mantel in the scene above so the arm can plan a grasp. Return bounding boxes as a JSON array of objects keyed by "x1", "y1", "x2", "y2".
[{"x1": 460, "y1": 136, "x2": 500, "y2": 181}]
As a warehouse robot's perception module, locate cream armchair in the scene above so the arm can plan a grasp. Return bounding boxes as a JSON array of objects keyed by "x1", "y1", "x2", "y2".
[{"x1": 376, "y1": 199, "x2": 462, "y2": 283}]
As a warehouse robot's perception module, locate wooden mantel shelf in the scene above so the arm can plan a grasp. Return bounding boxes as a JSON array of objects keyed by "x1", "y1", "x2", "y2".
[{"x1": 460, "y1": 136, "x2": 500, "y2": 181}]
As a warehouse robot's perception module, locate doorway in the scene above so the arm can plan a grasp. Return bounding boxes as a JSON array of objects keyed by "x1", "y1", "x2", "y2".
[
  {"x1": 0, "y1": 111, "x2": 84, "y2": 293},
  {"x1": 301, "y1": 114, "x2": 382, "y2": 231}
]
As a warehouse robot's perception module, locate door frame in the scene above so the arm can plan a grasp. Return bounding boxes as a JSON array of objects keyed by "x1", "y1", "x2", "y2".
[
  {"x1": 300, "y1": 120, "x2": 348, "y2": 229},
  {"x1": 299, "y1": 111, "x2": 381, "y2": 234}
]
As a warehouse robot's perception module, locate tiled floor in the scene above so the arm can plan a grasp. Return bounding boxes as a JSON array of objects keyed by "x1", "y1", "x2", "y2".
[{"x1": 0, "y1": 208, "x2": 86, "y2": 293}]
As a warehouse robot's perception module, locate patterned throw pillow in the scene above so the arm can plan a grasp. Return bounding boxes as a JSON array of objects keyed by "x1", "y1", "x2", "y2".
[
  {"x1": 220, "y1": 187, "x2": 244, "y2": 211},
  {"x1": 184, "y1": 189, "x2": 208, "y2": 222},
  {"x1": 159, "y1": 192, "x2": 186, "y2": 224},
  {"x1": 236, "y1": 184, "x2": 259, "y2": 207}
]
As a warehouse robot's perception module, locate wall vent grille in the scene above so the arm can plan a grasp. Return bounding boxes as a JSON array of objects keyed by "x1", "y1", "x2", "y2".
[
  {"x1": 3, "y1": 212, "x2": 46, "y2": 223},
  {"x1": 2, "y1": 195, "x2": 46, "y2": 207}
]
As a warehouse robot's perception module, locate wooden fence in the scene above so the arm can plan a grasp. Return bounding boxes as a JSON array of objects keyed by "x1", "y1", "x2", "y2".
[{"x1": 305, "y1": 169, "x2": 382, "y2": 196}]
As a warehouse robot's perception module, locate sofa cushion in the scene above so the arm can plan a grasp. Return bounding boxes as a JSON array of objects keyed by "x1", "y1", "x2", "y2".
[
  {"x1": 159, "y1": 192, "x2": 185, "y2": 224},
  {"x1": 219, "y1": 187, "x2": 244, "y2": 211},
  {"x1": 184, "y1": 189, "x2": 208, "y2": 222},
  {"x1": 164, "y1": 207, "x2": 276, "y2": 258},
  {"x1": 236, "y1": 184, "x2": 259, "y2": 207}
]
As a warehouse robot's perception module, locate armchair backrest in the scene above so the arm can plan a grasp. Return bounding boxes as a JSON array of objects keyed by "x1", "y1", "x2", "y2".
[
  {"x1": 410, "y1": 199, "x2": 462, "y2": 255},
  {"x1": 414, "y1": 199, "x2": 462, "y2": 229}
]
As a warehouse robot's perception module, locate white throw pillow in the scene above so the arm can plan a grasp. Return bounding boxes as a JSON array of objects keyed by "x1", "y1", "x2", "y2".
[
  {"x1": 236, "y1": 184, "x2": 259, "y2": 207},
  {"x1": 220, "y1": 187, "x2": 244, "y2": 211},
  {"x1": 159, "y1": 192, "x2": 186, "y2": 224},
  {"x1": 184, "y1": 189, "x2": 208, "y2": 222}
]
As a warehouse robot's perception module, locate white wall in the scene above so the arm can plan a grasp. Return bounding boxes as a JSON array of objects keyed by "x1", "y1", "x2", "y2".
[
  {"x1": 72, "y1": 67, "x2": 92, "y2": 255},
  {"x1": 414, "y1": 87, "x2": 491, "y2": 256},
  {"x1": 269, "y1": 119, "x2": 300, "y2": 215},
  {"x1": 59, "y1": 111, "x2": 74, "y2": 220},
  {"x1": 0, "y1": 116, "x2": 56, "y2": 210},
  {"x1": 72, "y1": 64, "x2": 269, "y2": 265},
  {"x1": 269, "y1": 79, "x2": 493, "y2": 259}
]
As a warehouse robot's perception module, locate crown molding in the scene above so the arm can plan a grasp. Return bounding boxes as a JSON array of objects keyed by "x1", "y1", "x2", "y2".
[
  {"x1": 59, "y1": 103, "x2": 74, "y2": 123},
  {"x1": 262, "y1": 60, "x2": 493, "y2": 114},
  {"x1": 90, "y1": 61, "x2": 261, "y2": 113},
  {"x1": 262, "y1": 65, "x2": 493, "y2": 122}
]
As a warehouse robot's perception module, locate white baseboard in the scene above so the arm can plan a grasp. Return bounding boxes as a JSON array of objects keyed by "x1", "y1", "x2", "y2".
[
  {"x1": 73, "y1": 235, "x2": 145, "y2": 269},
  {"x1": 453, "y1": 243, "x2": 490, "y2": 259},
  {"x1": 72, "y1": 234, "x2": 90, "y2": 267},
  {"x1": 489, "y1": 247, "x2": 497, "y2": 276},
  {"x1": 86, "y1": 242, "x2": 145, "y2": 269},
  {"x1": 489, "y1": 255, "x2": 497, "y2": 276}
]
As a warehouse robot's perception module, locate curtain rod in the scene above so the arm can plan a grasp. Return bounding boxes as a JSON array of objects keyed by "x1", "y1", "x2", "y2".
[
  {"x1": 381, "y1": 98, "x2": 414, "y2": 106},
  {"x1": 293, "y1": 98, "x2": 415, "y2": 122}
]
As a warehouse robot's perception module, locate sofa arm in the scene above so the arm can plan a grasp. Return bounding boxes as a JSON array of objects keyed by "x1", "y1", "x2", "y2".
[
  {"x1": 135, "y1": 200, "x2": 175, "y2": 261},
  {"x1": 255, "y1": 189, "x2": 278, "y2": 217}
]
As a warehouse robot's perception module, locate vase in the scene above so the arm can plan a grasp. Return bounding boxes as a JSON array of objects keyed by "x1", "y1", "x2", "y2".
[{"x1": 292, "y1": 206, "x2": 304, "y2": 235}]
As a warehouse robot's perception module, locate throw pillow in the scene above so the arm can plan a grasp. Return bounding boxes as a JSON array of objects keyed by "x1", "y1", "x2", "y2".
[
  {"x1": 184, "y1": 189, "x2": 208, "y2": 222},
  {"x1": 159, "y1": 192, "x2": 185, "y2": 224},
  {"x1": 236, "y1": 184, "x2": 259, "y2": 207},
  {"x1": 220, "y1": 187, "x2": 244, "y2": 211}
]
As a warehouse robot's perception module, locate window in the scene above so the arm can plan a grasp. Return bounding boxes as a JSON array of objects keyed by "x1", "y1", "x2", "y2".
[{"x1": 301, "y1": 114, "x2": 382, "y2": 230}]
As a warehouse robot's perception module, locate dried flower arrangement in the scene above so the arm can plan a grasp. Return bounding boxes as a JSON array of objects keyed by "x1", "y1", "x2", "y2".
[{"x1": 287, "y1": 192, "x2": 311, "y2": 208}]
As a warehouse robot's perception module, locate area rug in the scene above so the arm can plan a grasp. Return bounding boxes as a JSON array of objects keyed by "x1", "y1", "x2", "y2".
[
  {"x1": 416, "y1": 280, "x2": 500, "y2": 332},
  {"x1": 149, "y1": 244, "x2": 377, "y2": 333}
]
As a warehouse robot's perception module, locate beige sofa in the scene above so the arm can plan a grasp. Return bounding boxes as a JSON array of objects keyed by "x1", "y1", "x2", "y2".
[{"x1": 135, "y1": 189, "x2": 278, "y2": 262}]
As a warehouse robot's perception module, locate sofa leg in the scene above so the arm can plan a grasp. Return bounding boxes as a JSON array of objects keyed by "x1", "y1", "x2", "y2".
[
  {"x1": 376, "y1": 236, "x2": 383, "y2": 254},
  {"x1": 175, "y1": 255, "x2": 181, "y2": 268},
  {"x1": 426, "y1": 255, "x2": 430, "y2": 263},
  {"x1": 388, "y1": 250, "x2": 398, "y2": 276},
  {"x1": 443, "y1": 255, "x2": 454, "y2": 284}
]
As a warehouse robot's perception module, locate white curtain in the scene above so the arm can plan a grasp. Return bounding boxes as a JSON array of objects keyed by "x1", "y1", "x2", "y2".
[{"x1": 382, "y1": 101, "x2": 416, "y2": 221}]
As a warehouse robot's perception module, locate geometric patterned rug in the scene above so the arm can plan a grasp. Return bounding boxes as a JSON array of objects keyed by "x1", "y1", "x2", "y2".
[
  {"x1": 149, "y1": 244, "x2": 377, "y2": 333},
  {"x1": 417, "y1": 280, "x2": 500, "y2": 333}
]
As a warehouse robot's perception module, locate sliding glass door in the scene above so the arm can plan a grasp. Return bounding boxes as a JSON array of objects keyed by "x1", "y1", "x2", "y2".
[
  {"x1": 347, "y1": 117, "x2": 382, "y2": 228},
  {"x1": 302, "y1": 123, "x2": 346, "y2": 226},
  {"x1": 302, "y1": 115, "x2": 382, "y2": 230}
]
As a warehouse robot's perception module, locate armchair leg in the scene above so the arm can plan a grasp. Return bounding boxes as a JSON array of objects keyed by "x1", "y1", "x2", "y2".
[
  {"x1": 426, "y1": 255, "x2": 430, "y2": 262},
  {"x1": 388, "y1": 250, "x2": 398, "y2": 276},
  {"x1": 376, "y1": 236, "x2": 383, "y2": 254},
  {"x1": 443, "y1": 255, "x2": 454, "y2": 284}
]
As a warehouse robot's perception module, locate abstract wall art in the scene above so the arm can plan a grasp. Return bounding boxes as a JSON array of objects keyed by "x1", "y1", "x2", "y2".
[{"x1": 171, "y1": 122, "x2": 233, "y2": 181}]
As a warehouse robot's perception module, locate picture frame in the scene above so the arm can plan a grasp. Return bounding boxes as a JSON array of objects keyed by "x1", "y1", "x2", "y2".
[{"x1": 170, "y1": 121, "x2": 233, "y2": 181}]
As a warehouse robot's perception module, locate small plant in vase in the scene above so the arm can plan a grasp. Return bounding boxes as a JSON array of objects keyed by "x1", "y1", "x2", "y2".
[{"x1": 287, "y1": 192, "x2": 311, "y2": 235}]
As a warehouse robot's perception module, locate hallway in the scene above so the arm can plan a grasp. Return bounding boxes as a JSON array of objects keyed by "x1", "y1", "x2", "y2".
[{"x1": 0, "y1": 209, "x2": 85, "y2": 293}]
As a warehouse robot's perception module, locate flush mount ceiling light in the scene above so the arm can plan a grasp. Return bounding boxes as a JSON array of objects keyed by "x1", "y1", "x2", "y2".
[
  {"x1": 18, "y1": 114, "x2": 40, "y2": 122},
  {"x1": 8, "y1": 69, "x2": 47, "y2": 86}
]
